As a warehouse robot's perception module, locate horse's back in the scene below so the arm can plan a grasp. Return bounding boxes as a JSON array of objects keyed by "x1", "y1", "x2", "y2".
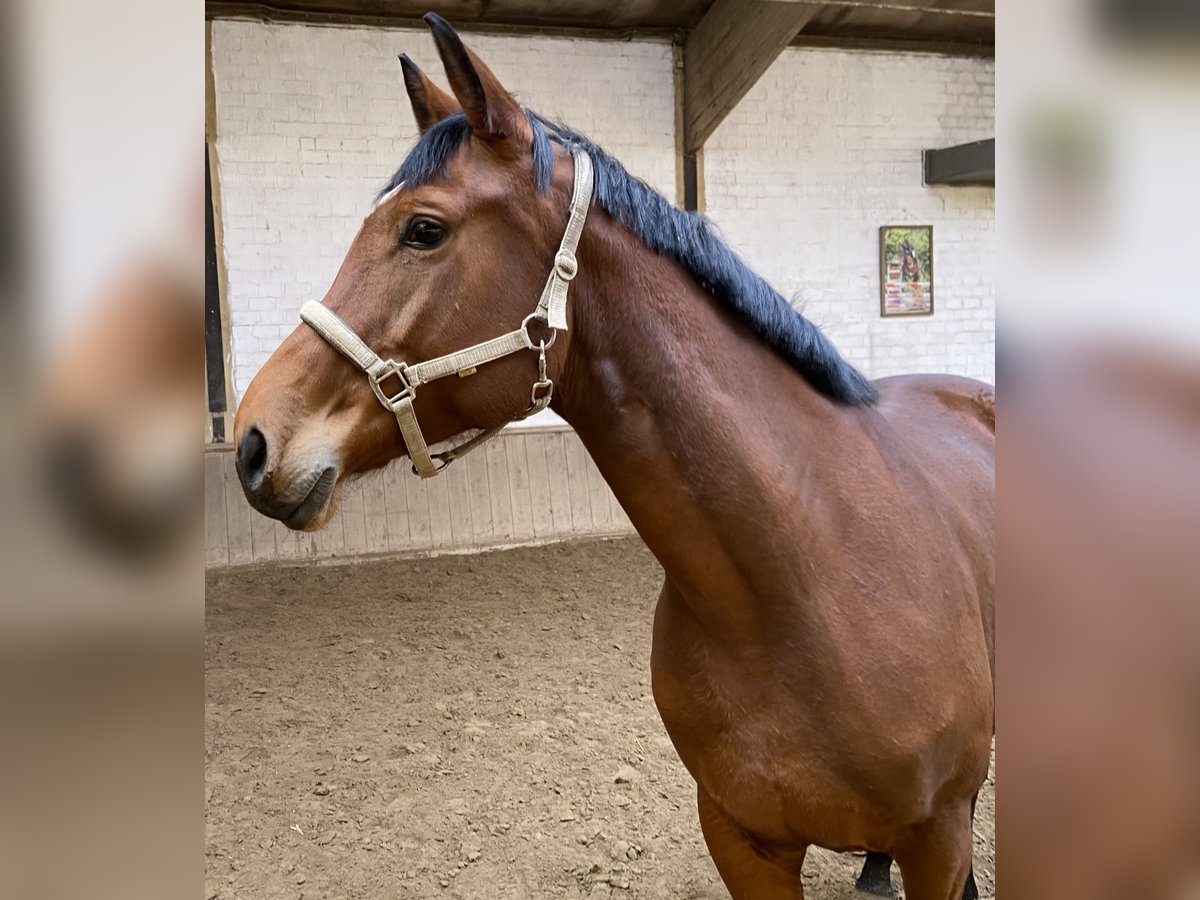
[
  {"x1": 870, "y1": 371, "x2": 995, "y2": 537},
  {"x1": 869, "y1": 374, "x2": 996, "y2": 496},
  {"x1": 874, "y1": 373, "x2": 995, "y2": 439}
]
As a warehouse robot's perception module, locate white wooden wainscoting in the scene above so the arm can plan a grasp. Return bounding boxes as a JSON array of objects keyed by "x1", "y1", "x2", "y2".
[{"x1": 205, "y1": 426, "x2": 635, "y2": 569}]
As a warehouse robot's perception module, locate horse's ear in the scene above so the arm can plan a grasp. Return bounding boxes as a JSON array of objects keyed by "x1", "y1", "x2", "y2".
[
  {"x1": 399, "y1": 54, "x2": 460, "y2": 134},
  {"x1": 423, "y1": 13, "x2": 529, "y2": 142}
]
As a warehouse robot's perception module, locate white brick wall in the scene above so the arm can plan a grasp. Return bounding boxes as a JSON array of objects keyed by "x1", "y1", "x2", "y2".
[
  {"x1": 210, "y1": 21, "x2": 676, "y2": 399},
  {"x1": 212, "y1": 24, "x2": 994, "y2": 401},
  {"x1": 209, "y1": 23, "x2": 994, "y2": 564},
  {"x1": 705, "y1": 48, "x2": 995, "y2": 383}
]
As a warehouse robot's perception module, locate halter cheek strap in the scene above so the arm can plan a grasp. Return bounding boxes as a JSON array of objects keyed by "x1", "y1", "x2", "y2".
[{"x1": 299, "y1": 149, "x2": 594, "y2": 478}]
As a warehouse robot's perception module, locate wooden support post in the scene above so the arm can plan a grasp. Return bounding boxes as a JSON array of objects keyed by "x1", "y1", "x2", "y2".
[
  {"x1": 683, "y1": 154, "x2": 698, "y2": 212},
  {"x1": 682, "y1": 0, "x2": 821, "y2": 155},
  {"x1": 206, "y1": 22, "x2": 236, "y2": 444},
  {"x1": 674, "y1": 42, "x2": 706, "y2": 213},
  {"x1": 682, "y1": 152, "x2": 706, "y2": 212},
  {"x1": 673, "y1": 41, "x2": 687, "y2": 209}
]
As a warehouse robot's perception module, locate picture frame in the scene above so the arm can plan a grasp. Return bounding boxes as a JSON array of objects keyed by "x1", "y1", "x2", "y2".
[{"x1": 880, "y1": 225, "x2": 934, "y2": 316}]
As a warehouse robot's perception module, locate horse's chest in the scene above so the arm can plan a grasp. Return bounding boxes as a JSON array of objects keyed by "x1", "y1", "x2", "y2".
[
  {"x1": 650, "y1": 620, "x2": 845, "y2": 840},
  {"x1": 652, "y1": 666, "x2": 866, "y2": 846},
  {"x1": 648, "y1": 587, "x2": 920, "y2": 849}
]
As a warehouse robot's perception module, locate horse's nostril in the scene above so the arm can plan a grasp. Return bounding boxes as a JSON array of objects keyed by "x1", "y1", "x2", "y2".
[
  {"x1": 45, "y1": 428, "x2": 96, "y2": 503},
  {"x1": 237, "y1": 426, "x2": 269, "y2": 490}
]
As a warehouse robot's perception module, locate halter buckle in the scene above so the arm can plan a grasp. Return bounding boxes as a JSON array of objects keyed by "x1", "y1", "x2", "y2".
[
  {"x1": 554, "y1": 249, "x2": 578, "y2": 281},
  {"x1": 369, "y1": 360, "x2": 414, "y2": 409}
]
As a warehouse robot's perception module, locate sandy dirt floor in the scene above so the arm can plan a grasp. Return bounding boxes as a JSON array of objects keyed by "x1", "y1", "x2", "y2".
[{"x1": 206, "y1": 537, "x2": 995, "y2": 899}]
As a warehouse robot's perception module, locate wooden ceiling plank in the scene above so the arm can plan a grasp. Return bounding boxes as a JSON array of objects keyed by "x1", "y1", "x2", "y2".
[{"x1": 206, "y1": 0, "x2": 992, "y2": 49}]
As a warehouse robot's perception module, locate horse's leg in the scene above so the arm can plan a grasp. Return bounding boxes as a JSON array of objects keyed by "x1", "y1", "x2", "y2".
[
  {"x1": 891, "y1": 801, "x2": 974, "y2": 900},
  {"x1": 961, "y1": 791, "x2": 981, "y2": 900},
  {"x1": 696, "y1": 785, "x2": 804, "y2": 900},
  {"x1": 856, "y1": 847, "x2": 976, "y2": 898},
  {"x1": 855, "y1": 852, "x2": 896, "y2": 897},
  {"x1": 962, "y1": 865, "x2": 979, "y2": 900}
]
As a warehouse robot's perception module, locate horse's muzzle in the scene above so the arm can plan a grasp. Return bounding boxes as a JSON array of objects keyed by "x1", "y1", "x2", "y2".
[{"x1": 236, "y1": 425, "x2": 338, "y2": 529}]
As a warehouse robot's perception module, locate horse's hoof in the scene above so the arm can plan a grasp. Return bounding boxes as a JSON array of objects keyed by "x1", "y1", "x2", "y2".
[
  {"x1": 962, "y1": 867, "x2": 980, "y2": 900},
  {"x1": 854, "y1": 885, "x2": 896, "y2": 898},
  {"x1": 854, "y1": 873, "x2": 896, "y2": 897},
  {"x1": 855, "y1": 851, "x2": 896, "y2": 897}
]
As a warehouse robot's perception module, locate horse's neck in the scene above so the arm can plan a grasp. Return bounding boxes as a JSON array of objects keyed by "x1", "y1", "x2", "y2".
[{"x1": 553, "y1": 221, "x2": 857, "y2": 636}]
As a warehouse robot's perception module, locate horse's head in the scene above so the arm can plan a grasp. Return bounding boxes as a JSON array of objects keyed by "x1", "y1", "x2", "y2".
[
  {"x1": 41, "y1": 263, "x2": 201, "y2": 556},
  {"x1": 233, "y1": 15, "x2": 582, "y2": 530}
]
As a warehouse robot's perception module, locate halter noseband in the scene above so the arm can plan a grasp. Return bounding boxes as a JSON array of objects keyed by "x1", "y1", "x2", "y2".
[{"x1": 299, "y1": 149, "x2": 594, "y2": 478}]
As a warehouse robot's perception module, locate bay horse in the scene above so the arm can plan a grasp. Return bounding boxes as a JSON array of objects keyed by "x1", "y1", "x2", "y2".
[
  {"x1": 901, "y1": 238, "x2": 921, "y2": 287},
  {"x1": 234, "y1": 15, "x2": 995, "y2": 899}
]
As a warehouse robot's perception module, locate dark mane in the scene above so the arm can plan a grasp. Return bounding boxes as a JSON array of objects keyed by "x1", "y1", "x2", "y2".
[{"x1": 380, "y1": 111, "x2": 877, "y2": 406}]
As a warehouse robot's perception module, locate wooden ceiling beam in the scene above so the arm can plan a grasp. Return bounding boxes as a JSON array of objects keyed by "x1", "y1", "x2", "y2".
[
  {"x1": 923, "y1": 138, "x2": 994, "y2": 186},
  {"x1": 682, "y1": 0, "x2": 822, "y2": 154},
  {"x1": 204, "y1": 3, "x2": 679, "y2": 41}
]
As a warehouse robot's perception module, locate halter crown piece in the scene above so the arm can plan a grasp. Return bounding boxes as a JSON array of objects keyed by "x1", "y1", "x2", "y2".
[{"x1": 299, "y1": 149, "x2": 595, "y2": 478}]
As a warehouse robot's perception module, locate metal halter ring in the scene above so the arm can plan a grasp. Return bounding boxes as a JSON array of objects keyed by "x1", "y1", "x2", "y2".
[{"x1": 520, "y1": 313, "x2": 558, "y2": 351}]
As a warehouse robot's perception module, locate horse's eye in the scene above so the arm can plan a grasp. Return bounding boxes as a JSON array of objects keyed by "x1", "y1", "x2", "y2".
[{"x1": 403, "y1": 218, "x2": 448, "y2": 248}]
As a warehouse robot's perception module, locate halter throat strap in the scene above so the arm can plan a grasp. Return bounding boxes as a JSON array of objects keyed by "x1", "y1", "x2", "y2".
[{"x1": 299, "y1": 149, "x2": 594, "y2": 478}]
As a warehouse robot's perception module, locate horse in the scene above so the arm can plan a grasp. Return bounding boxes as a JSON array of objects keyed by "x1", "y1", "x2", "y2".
[
  {"x1": 233, "y1": 15, "x2": 995, "y2": 898},
  {"x1": 901, "y1": 238, "x2": 921, "y2": 287},
  {"x1": 40, "y1": 259, "x2": 201, "y2": 559}
]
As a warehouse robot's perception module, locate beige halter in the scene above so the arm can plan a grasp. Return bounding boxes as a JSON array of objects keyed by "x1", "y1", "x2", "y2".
[{"x1": 299, "y1": 149, "x2": 594, "y2": 478}]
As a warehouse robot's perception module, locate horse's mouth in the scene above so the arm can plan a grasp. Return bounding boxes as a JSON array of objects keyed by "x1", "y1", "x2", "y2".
[{"x1": 282, "y1": 465, "x2": 339, "y2": 531}]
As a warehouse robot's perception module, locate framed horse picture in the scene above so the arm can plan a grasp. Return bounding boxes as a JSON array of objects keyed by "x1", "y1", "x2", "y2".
[{"x1": 880, "y1": 225, "x2": 934, "y2": 316}]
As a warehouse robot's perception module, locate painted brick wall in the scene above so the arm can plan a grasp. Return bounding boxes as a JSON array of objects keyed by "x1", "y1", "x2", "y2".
[
  {"x1": 212, "y1": 25, "x2": 993, "y2": 398},
  {"x1": 210, "y1": 20, "x2": 676, "y2": 400},
  {"x1": 208, "y1": 24, "x2": 993, "y2": 565},
  {"x1": 704, "y1": 48, "x2": 995, "y2": 383}
]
